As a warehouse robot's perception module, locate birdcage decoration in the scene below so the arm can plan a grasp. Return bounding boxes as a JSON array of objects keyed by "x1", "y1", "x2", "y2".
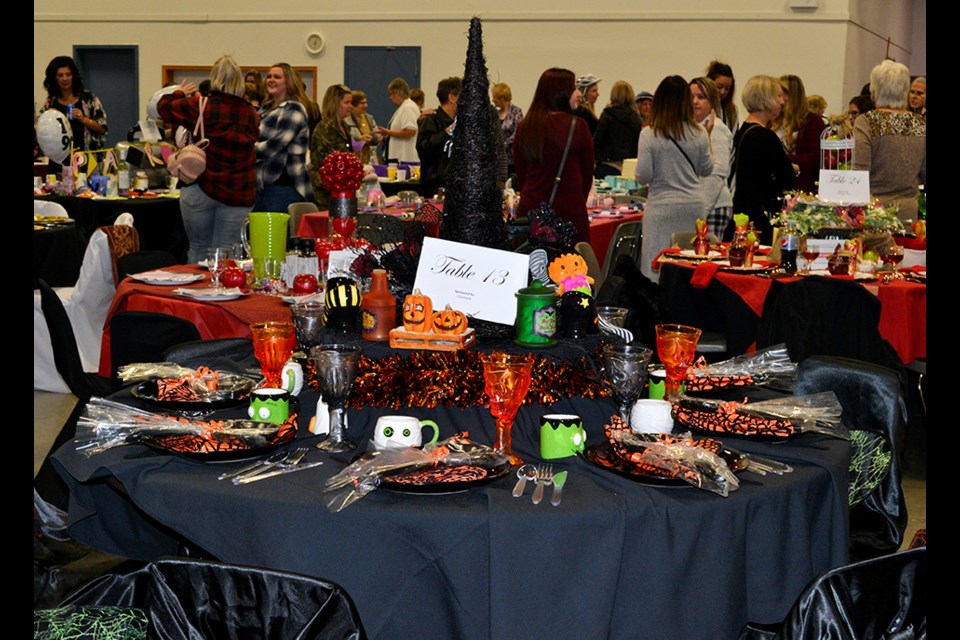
[{"x1": 820, "y1": 117, "x2": 855, "y2": 171}]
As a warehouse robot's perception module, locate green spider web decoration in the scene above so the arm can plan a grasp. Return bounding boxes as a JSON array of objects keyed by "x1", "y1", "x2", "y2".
[
  {"x1": 34, "y1": 606, "x2": 148, "y2": 640},
  {"x1": 848, "y1": 430, "x2": 892, "y2": 507}
]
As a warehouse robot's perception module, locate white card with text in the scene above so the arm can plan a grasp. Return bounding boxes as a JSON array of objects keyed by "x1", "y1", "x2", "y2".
[
  {"x1": 413, "y1": 237, "x2": 530, "y2": 325},
  {"x1": 818, "y1": 170, "x2": 870, "y2": 204}
]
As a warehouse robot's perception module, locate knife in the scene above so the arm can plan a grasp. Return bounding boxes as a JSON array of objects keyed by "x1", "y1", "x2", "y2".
[
  {"x1": 550, "y1": 471, "x2": 568, "y2": 507},
  {"x1": 234, "y1": 461, "x2": 324, "y2": 484}
]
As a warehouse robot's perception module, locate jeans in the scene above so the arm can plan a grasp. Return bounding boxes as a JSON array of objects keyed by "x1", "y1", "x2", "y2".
[
  {"x1": 179, "y1": 184, "x2": 252, "y2": 264},
  {"x1": 253, "y1": 184, "x2": 304, "y2": 216}
]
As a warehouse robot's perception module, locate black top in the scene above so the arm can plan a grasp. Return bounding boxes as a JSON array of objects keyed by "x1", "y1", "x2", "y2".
[
  {"x1": 416, "y1": 107, "x2": 456, "y2": 193},
  {"x1": 573, "y1": 105, "x2": 599, "y2": 136},
  {"x1": 729, "y1": 122, "x2": 796, "y2": 244},
  {"x1": 594, "y1": 105, "x2": 642, "y2": 164}
]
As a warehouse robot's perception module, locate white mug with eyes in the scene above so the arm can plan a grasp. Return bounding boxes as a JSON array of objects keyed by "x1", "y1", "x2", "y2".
[{"x1": 373, "y1": 416, "x2": 440, "y2": 450}]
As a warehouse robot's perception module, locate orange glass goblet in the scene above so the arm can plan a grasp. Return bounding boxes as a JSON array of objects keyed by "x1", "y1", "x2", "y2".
[
  {"x1": 480, "y1": 352, "x2": 535, "y2": 466},
  {"x1": 250, "y1": 321, "x2": 296, "y2": 388},
  {"x1": 654, "y1": 324, "x2": 702, "y2": 402}
]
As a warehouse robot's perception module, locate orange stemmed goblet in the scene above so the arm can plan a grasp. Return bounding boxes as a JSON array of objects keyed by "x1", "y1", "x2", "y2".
[
  {"x1": 480, "y1": 352, "x2": 535, "y2": 466},
  {"x1": 654, "y1": 324, "x2": 702, "y2": 402},
  {"x1": 250, "y1": 321, "x2": 296, "y2": 388}
]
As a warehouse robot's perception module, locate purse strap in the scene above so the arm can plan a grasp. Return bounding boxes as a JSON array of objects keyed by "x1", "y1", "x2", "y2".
[
  {"x1": 549, "y1": 116, "x2": 579, "y2": 207},
  {"x1": 668, "y1": 136, "x2": 697, "y2": 173},
  {"x1": 192, "y1": 96, "x2": 208, "y2": 142}
]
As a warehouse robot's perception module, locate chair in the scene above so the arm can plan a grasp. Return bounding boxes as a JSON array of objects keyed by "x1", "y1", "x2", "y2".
[
  {"x1": 163, "y1": 337, "x2": 258, "y2": 373},
  {"x1": 34, "y1": 199, "x2": 69, "y2": 217},
  {"x1": 34, "y1": 220, "x2": 140, "y2": 392},
  {"x1": 35, "y1": 279, "x2": 115, "y2": 510},
  {"x1": 108, "y1": 311, "x2": 202, "y2": 388},
  {"x1": 116, "y1": 249, "x2": 178, "y2": 280},
  {"x1": 574, "y1": 241, "x2": 603, "y2": 291},
  {"x1": 795, "y1": 356, "x2": 909, "y2": 560},
  {"x1": 288, "y1": 201, "x2": 320, "y2": 237},
  {"x1": 600, "y1": 221, "x2": 642, "y2": 285},
  {"x1": 739, "y1": 546, "x2": 926, "y2": 639},
  {"x1": 49, "y1": 558, "x2": 367, "y2": 639},
  {"x1": 756, "y1": 276, "x2": 904, "y2": 372}
]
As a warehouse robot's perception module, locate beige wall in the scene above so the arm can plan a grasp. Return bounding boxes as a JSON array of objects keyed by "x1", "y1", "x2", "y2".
[{"x1": 35, "y1": 1, "x2": 924, "y2": 135}]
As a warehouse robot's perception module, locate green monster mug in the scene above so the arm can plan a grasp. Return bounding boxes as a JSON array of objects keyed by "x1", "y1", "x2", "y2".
[
  {"x1": 243, "y1": 212, "x2": 290, "y2": 279},
  {"x1": 648, "y1": 369, "x2": 685, "y2": 400},
  {"x1": 248, "y1": 388, "x2": 298, "y2": 425},
  {"x1": 540, "y1": 414, "x2": 586, "y2": 459},
  {"x1": 515, "y1": 281, "x2": 558, "y2": 347}
]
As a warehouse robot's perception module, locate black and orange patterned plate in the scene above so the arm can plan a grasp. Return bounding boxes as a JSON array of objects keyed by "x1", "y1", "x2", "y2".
[
  {"x1": 131, "y1": 375, "x2": 255, "y2": 413},
  {"x1": 379, "y1": 460, "x2": 512, "y2": 494},
  {"x1": 582, "y1": 443, "x2": 689, "y2": 487},
  {"x1": 139, "y1": 419, "x2": 297, "y2": 462}
]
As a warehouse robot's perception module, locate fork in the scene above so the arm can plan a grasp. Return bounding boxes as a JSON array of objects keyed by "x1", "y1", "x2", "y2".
[
  {"x1": 232, "y1": 447, "x2": 307, "y2": 485},
  {"x1": 531, "y1": 464, "x2": 554, "y2": 505}
]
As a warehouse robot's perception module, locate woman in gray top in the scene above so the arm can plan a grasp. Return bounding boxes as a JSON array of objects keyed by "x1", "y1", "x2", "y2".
[
  {"x1": 690, "y1": 77, "x2": 734, "y2": 238},
  {"x1": 635, "y1": 75, "x2": 713, "y2": 281}
]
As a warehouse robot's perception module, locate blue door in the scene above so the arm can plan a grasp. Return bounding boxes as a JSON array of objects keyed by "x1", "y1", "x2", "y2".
[
  {"x1": 344, "y1": 46, "x2": 420, "y2": 127},
  {"x1": 75, "y1": 45, "x2": 139, "y2": 150}
]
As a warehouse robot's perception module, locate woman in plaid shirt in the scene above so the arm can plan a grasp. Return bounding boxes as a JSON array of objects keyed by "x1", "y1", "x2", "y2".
[
  {"x1": 254, "y1": 63, "x2": 314, "y2": 213},
  {"x1": 158, "y1": 55, "x2": 259, "y2": 263}
]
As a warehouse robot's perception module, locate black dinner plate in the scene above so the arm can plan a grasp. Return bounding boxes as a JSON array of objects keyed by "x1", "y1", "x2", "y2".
[
  {"x1": 582, "y1": 443, "x2": 689, "y2": 487},
  {"x1": 131, "y1": 374, "x2": 255, "y2": 413},
  {"x1": 380, "y1": 460, "x2": 512, "y2": 494},
  {"x1": 139, "y1": 419, "x2": 297, "y2": 462}
]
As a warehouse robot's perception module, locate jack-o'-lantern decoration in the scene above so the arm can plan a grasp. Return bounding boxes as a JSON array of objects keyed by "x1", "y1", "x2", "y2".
[
  {"x1": 431, "y1": 305, "x2": 468, "y2": 335},
  {"x1": 547, "y1": 253, "x2": 594, "y2": 297},
  {"x1": 402, "y1": 289, "x2": 433, "y2": 333}
]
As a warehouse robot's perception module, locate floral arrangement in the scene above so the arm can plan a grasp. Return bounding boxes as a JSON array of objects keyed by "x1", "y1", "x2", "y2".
[
  {"x1": 772, "y1": 192, "x2": 905, "y2": 236},
  {"x1": 320, "y1": 151, "x2": 364, "y2": 198}
]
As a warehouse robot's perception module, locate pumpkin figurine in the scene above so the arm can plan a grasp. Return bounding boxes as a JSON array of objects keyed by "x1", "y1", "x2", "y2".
[
  {"x1": 402, "y1": 289, "x2": 433, "y2": 333},
  {"x1": 432, "y1": 305, "x2": 469, "y2": 335},
  {"x1": 547, "y1": 253, "x2": 594, "y2": 297}
]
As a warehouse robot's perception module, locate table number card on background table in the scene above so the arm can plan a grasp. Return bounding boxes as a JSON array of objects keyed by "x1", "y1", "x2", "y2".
[
  {"x1": 818, "y1": 170, "x2": 870, "y2": 204},
  {"x1": 414, "y1": 237, "x2": 530, "y2": 325}
]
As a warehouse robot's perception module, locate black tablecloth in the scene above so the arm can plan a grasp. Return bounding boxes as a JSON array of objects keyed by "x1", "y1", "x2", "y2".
[
  {"x1": 36, "y1": 195, "x2": 188, "y2": 263},
  {"x1": 659, "y1": 261, "x2": 762, "y2": 355},
  {"x1": 52, "y1": 351, "x2": 850, "y2": 640},
  {"x1": 34, "y1": 221, "x2": 87, "y2": 287}
]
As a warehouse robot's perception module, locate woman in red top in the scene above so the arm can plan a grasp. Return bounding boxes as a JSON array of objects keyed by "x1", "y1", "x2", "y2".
[
  {"x1": 513, "y1": 68, "x2": 595, "y2": 243},
  {"x1": 158, "y1": 55, "x2": 259, "y2": 263},
  {"x1": 771, "y1": 74, "x2": 826, "y2": 194}
]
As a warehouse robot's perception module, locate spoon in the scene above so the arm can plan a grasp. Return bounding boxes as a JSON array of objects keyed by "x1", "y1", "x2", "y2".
[{"x1": 511, "y1": 464, "x2": 537, "y2": 497}]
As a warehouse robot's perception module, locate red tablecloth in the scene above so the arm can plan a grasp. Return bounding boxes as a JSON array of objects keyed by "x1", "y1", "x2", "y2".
[
  {"x1": 98, "y1": 265, "x2": 293, "y2": 376},
  {"x1": 588, "y1": 212, "x2": 644, "y2": 266},
  {"x1": 662, "y1": 261, "x2": 926, "y2": 364}
]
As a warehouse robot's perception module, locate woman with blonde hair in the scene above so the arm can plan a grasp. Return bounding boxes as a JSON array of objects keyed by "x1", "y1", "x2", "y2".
[
  {"x1": 727, "y1": 75, "x2": 796, "y2": 244},
  {"x1": 635, "y1": 75, "x2": 713, "y2": 281},
  {"x1": 492, "y1": 82, "x2": 523, "y2": 173},
  {"x1": 771, "y1": 74, "x2": 825, "y2": 193},
  {"x1": 853, "y1": 60, "x2": 925, "y2": 223},
  {"x1": 253, "y1": 62, "x2": 314, "y2": 212},
  {"x1": 573, "y1": 73, "x2": 601, "y2": 135},
  {"x1": 690, "y1": 76, "x2": 734, "y2": 238},
  {"x1": 308, "y1": 83, "x2": 356, "y2": 208},
  {"x1": 344, "y1": 90, "x2": 380, "y2": 164},
  {"x1": 593, "y1": 80, "x2": 642, "y2": 178},
  {"x1": 158, "y1": 55, "x2": 259, "y2": 262}
]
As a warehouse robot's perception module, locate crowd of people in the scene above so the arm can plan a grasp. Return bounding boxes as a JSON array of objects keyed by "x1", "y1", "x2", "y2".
[{"x1": 37, "y1": 54, "x2": 926, "y2": 280}]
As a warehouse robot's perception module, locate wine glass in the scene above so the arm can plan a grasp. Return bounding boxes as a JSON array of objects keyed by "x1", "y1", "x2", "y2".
[
  {"x1": 311, "y1": 344, "x2": 362, "y2": 452},
  {"x1": 480, "y1": 352, "x2": 535, "y2": 466},
  {"x1": 799, "y1": 237, "x2": 820, "y2": 275},
  {"x1": 880, "y1": 243, "x2": 904, "y2": 279},
  {"x1": 602, "y1": 344, "x2": 654, "y2": 425},
  {"x1": 207, "y1": 247, "x2": 232, "y2": 289},
  {"x1": 291, "y1": 301, "x2": 325, "y2": 352},
  {"x1": 654, "y1": 324, "x2": 702, "y2": 402},
  {"x1": 249, "y1": 321, "x2": 296, "y2": 388}
]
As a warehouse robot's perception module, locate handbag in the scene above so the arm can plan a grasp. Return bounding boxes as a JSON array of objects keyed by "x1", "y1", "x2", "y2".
[
  {"x1": 166, "y1": 96, "x2": 208, "y2": 183},
  {"x1": 549, "y1": 117, "x2": 579, "y2": 207}
]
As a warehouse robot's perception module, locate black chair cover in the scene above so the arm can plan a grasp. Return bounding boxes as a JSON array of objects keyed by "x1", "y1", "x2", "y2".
[
  {"x1": 161, "y1": 337, "x2": 257, "y2": 374},
  {"x1": 739, "y1": 546, "x2": 926, "y2": 640},
  {"x1": 109, "y1": 312, "x2": 201, "y2": 387},
  {"x1": 595, "y1": 253, "x2": 667, "y2": 347},
  {"x1": 796, "y1": 356, "x2": 908, "y2": 560},
  {"x1": 756, "y1": 276, "x2": 903, "y2": 371},
  {"x1": 57, "y1": 558, "x2": 367, "y2": 640}
]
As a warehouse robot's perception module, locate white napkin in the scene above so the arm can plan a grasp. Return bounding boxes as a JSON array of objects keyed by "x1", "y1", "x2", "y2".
[
  {"x1": 134, "y1": 270, "x2": 200, "y2": 283},
  {"x1": 172, "y1": 287, "x2": 243, "y2": 298}
]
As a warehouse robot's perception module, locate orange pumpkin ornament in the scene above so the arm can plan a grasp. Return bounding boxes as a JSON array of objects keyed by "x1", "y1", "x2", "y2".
[
  {"x1": 402, "y1": 289, "x2": 433, "y2": 333},
  {"x1": 432, "y1": 305, "x2": 469, "y2": 335}
]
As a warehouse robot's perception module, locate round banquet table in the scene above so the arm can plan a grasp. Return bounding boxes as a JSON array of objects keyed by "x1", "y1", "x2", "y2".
[{"x1": 54, "y1": 340, "x2": 850, "y2": 640}]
